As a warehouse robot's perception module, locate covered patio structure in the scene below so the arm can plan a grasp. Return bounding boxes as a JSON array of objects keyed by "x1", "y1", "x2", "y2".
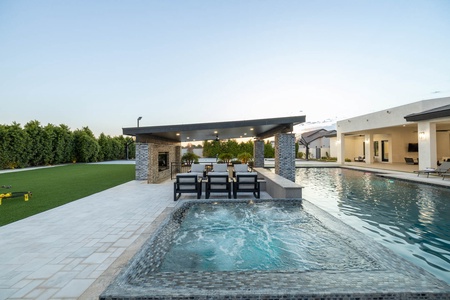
[
  {"x1": 335, "y1": 97, "x2": 450, "y2": 171},
  {"x1": 122, "y1": 116, "x2": 305, "y2": 183}
]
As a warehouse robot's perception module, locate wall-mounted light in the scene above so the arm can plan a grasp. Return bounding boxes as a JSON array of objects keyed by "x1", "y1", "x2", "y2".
[
  {"x1": 386, "y1": 110, "x2": 391, "y2": 114},
  {"x1": 419, "y1": 131, "x2": 426, "y2": 140}
]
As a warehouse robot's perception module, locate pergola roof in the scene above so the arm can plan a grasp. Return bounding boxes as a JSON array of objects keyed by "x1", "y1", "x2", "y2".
[{"x1": 123, "y1": 115, "x2": 306, "y2": 142}]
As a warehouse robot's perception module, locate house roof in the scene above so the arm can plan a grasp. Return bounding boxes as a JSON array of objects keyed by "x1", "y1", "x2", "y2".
[
  {"x1": 301, "y1": 129, "x2": 327, "y2": 138},
  {"x1": 404, "y1": 104, "x2": 450, "y2": 122},
  {"x1": 122, "y1": 115, "x2": 306, "y2": 142},
  {"x1": 299, "y1": 129, "x2": 336, "y2": 144}
]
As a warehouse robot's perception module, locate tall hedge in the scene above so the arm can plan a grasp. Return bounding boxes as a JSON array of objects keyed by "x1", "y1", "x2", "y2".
[
  {"x1": 202, "y1": 139, "x2": 275, "y2": 159},
  {"x1": 0, "y1": 122, "x2": 136, "y2": 169}
]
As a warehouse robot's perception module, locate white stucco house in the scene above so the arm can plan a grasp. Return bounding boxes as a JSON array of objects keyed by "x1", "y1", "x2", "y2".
[
  {"x1": 298, "y1": 129, "x2": 336, "y2": 159},
  {"x1": 334, "y1": 97, "x2": 450, "y2": 170}
]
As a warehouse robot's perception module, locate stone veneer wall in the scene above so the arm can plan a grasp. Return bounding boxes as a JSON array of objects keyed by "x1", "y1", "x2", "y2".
[
  {"x1": 274, "y1": 133, "x2": 296, "y2": 182},
  {"x1": 135, "y1": 137, "x2": 181, "y2": 183},
  {"x1": 135, "y1": 143, "x2": 149, "y2": 180},
  {"x1": 253, "y1": 140, "x2": 265, "y2": 168}
]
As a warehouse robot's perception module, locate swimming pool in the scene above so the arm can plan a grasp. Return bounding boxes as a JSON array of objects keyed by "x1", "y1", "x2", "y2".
[
  {"x1": 295, "y1": 167, "x2": 450, "y2": 284},
  {"x1": 159, "y1": 201, "x2": 379, "y2": 272},
  {"x1": 101, "y1": 199, "x2": 449, "y2": 299}
]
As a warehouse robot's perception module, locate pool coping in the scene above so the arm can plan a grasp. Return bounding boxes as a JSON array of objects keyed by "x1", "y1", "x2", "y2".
[{"x1": 100, "y1": 198, "x2": 450, "y2": 300}]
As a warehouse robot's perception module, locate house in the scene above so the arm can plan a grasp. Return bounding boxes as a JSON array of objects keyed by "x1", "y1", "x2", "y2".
[
  {"x1": 298, "y1": 129, "x2": 336, "y2": 159},
  {"x1": 334, "y1": 97, "x2": 450, "y2": 170}
]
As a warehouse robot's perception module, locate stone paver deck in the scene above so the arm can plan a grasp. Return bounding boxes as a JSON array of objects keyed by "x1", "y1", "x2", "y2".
[
  {"x1": 1, "y1": 162, "x2": 450, "y2": 299},
  {"x1": 0, "y1": 180, "x2": 178, "y2": 299},
  {"x1": 0, "y1": 178, "x2": 271, "y2": 300}
]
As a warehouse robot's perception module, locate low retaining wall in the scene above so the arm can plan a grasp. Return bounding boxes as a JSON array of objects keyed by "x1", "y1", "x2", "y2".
[{"x1": 254, "y1": 168, "x2": 302, "y2": 199}]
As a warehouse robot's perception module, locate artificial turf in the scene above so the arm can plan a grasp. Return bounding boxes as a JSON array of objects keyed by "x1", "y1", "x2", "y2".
[{"x1": 0, "y1": 164, "x2": 135, "y2": 226}]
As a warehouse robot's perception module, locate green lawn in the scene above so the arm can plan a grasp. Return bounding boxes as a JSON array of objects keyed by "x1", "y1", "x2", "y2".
[{"x1": 0, "y1": 164, "x2": 135, "y2": 226}]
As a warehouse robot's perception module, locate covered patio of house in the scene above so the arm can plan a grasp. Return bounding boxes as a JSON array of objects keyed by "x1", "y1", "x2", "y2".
[{"x1": 335, "y1": 97, "x2": 450, "y2": 172}]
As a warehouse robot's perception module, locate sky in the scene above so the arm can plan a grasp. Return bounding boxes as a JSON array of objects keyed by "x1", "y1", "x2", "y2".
[{"x1": 1, "y1": 0, "x2": 450, "y2": 137}]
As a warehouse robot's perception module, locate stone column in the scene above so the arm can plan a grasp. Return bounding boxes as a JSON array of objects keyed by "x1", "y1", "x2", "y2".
[
  {"x1": 175, "y1": 145, "x2": 182, "y2": 173},
  {"x1": 275, "y1": 133, "x2": 296, "y2": 182},
  {"x1": 253, "y1": 140, "x2": 265, "y2": 167},
  {"x1": 135, "y1": 143, "x2": 149, "y2": 180}
]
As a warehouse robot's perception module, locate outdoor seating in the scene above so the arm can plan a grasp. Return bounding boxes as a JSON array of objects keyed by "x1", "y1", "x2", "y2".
[
  {"x1": 441, "y1": 173, "x2": 450, "y2": 180},
  {"x1": 211, "y1": 163, "x2": 228, "y2": 173},
  {"x1": 414, "y1": 161, "x2": 450, "y2": 178},
  {"x1": 233, "y1": 172, "x2": 260, "y2": 199},
  {"x1": 232, "y1": 164, "x2": 250, "y2": 177},
  {"x1": 205, "y1": 172, "x2": 231, "y2": 199},
  {"x1": 188, "y1": 164, "x2": 206, "y2": 178},
  {"x1": 174, "y1": 173, "x2": 202, "y2": 201},
  {"x1": 404, "y1": 157, "x2": 418, "y2": 165}
]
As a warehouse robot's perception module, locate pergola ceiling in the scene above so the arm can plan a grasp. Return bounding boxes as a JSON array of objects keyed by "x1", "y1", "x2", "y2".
[{"x1": 122, "y1": 116, "x2": 306, "y2": 142}]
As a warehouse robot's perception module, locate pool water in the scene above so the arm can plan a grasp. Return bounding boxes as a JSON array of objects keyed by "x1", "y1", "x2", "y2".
[
  {"x1": 295, "y1": 167, "x2": 450, "y2": 284},
  {"x1": 160, "y1": 201, "x2": 378, "y2": 272}
]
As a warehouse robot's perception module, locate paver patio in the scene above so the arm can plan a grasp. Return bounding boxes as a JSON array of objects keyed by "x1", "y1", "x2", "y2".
[{"x1": 1, "y1": 161, "x2": 449, "y2": 299}]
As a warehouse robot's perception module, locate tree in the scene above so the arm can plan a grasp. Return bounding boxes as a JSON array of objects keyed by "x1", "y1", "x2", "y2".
[
  {"x1": 218, "y1": 153, "x2": 233, "y2": 164},
  {"x1": 222, "y1": 139, "x2": 239, "y2": 156},
  {"x1": 98, "y1": 133, "x2": 112, "y2": 161},
  {"x1": 24, "y1": 120, "x2": 49, "y2": 166},
  {"x1": 264, "y1": 141, "x2": 275, "y2": 158},
  {"x1": 42, "y1": 124, "x2": 57, "y2": 165},
  {"x1": 239, "y1": 140, "x2": 254, "y2": 156},
  {"x1": 73, "y1": 127, "x2": 100, "y2": 162},
  {"x1": 0, "y1": 123, "x2": 30, "y2": 168},
  {"x1": 124, "y1": 136, "x2": 135, "y2": 160},
  {"x1": 202, "y1": 140, "x2": 222, "y2": 158},
  {"x1": 182, "y1": 152, "x2": 199, "y2": 165},
  {"x1": 111, "y1": 137, "x2": 124, "y2": 160},
  {"x1": 52, "y1": 124, "x2": 74, "y2": 164},
  {"x1": 237, "y1": 152, "x2": 252, "y2": 164}
]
